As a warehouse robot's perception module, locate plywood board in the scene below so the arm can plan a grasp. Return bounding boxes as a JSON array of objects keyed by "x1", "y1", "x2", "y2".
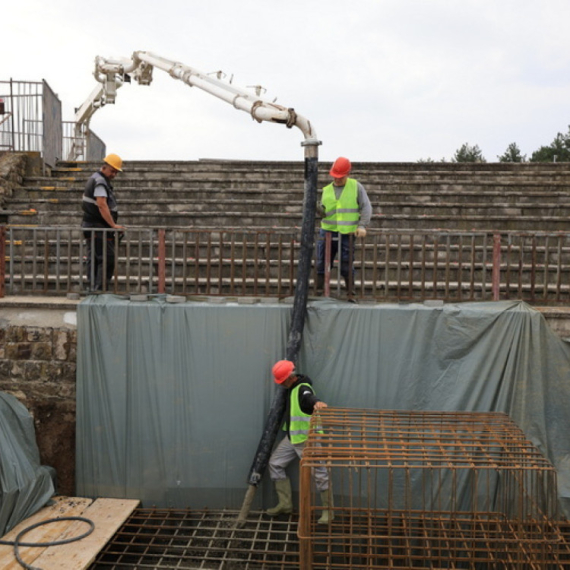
[
  {"x1": 0, "y1": 497, "x2": 139, "y2": 570},
  {"x1": 33, "y1": 498, "x2": 139, "y2": 570},
  {"x1": 0, "y1": 497, "x2": 93, "y2": 570}
]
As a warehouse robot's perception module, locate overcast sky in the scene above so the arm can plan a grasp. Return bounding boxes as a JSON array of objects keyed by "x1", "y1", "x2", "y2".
[{"x1": 3, "y1": 0, "x2": 570, "y2": 163}]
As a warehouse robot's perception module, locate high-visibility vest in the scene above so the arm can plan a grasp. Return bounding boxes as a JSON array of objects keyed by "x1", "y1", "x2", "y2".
[
  {"x1": 321, "y1": 178, "x2": 359, "y2": 234},
  {"x1": 288, "y1": 383, "x2": 319, "y2": 444}
]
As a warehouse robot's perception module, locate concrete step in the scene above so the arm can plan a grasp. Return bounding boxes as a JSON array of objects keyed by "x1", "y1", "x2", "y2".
[
  {"x1": 56, "y1": 159, "x2": 570, "y2": 175},
  {"x1": 30, "y1": 169, "x2": 570, "y2": 186},
  {"x1": 16, "y1": 181, "x2": 570, "y2": 199},
  {"x1": 8, "y1": 159, "x2": 570, "y2": 233},
  {"x1": 7, "y1": 210, "x2": 570, "y2": 232},
  {"x1": 10, "y1": 198, "x2": 570, "y2": 220}
]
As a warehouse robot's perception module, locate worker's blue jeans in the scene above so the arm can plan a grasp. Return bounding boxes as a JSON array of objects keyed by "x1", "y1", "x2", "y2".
[{"x1": 316, "y1": 229, "x2": 354, "y2": 278}]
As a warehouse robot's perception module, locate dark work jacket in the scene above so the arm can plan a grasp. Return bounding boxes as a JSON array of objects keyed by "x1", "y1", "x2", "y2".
[{"x1": 82, "y1": 171, "x2": 118, "y2": 227}]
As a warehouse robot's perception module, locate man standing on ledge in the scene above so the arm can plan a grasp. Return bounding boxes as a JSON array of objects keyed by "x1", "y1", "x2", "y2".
[
  {"x1": 81, "y1": 153, "x2": 126, "y2": 292},
  {"x1": 316, "y1": 156, "x2": 372, "y2": 301}
]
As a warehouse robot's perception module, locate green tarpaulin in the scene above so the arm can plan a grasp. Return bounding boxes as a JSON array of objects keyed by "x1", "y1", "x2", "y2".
[{"x1": 76, "y1": 297, "x2": 570, "y2": 514}]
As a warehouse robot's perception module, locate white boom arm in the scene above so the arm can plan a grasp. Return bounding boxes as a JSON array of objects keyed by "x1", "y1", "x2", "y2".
[{"x1": 71, "y1": 50, "x2": 320, "y2": 160}]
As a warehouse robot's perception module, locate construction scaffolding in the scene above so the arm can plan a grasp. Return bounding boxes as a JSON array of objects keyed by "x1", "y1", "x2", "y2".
[{"x1": 299, "y1": 408, "x2": 568, "y2": 569}]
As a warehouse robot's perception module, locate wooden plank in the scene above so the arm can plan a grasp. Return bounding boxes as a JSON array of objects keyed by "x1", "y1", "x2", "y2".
[
  {"x1": 0, "y1": 496, "x2": 93, "y2": 570},
  {"x1": 33, "y1": 498, "x2": 140, "y2": 570}
]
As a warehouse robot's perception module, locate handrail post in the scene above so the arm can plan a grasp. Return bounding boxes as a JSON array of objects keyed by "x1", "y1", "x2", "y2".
[
  {"x1": 492, "y1": 233, "x2": 501, "y2": 301},
  {"x1": 0, "y1": 224, "x2": 6, "y2": 298},
  {"x1": 158, "y1": 228, "x2": 166, "y2": 294},
  {"x1": 324, "y1": 232, "x2": 332, "y2": 297}
]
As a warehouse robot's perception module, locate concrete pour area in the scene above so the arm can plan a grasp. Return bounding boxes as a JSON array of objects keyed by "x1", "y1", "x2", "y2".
[{"x1": 2, "y1": 295, "x2": 570, "y2": 569}]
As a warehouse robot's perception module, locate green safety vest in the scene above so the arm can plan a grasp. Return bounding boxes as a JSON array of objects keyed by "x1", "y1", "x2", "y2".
[
  {"x1": 321, "y1": 178, "x2": 359, "y2": 234},
  {"x1": 286, "y1": 383, "x2": 322, "y2": 444}
]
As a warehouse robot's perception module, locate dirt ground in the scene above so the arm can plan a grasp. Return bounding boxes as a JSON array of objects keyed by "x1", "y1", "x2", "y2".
[{"x1": 32, "y1": 398, "x2": 76, "y2": 496}]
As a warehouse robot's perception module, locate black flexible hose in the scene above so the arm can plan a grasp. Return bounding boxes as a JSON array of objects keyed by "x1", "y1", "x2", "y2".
[{"x1": 0, "y1": 516, "x2": 95, "y2": 570}]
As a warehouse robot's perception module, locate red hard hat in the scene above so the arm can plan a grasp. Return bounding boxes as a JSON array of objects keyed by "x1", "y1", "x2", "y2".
[
  {"x1": 330, "y1": 156, "x2": 351, "y2": 178},
  {"x1": 272, "y1": 360, "x2": 295, "y2": 384}
]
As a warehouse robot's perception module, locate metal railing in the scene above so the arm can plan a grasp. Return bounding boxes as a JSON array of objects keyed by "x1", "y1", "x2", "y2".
[
  {"x1": 0, "y1": 79, "x2": 62, "y2": 168},
  {"x1": 62, "y1": 121, "x2": 106, "y2": 162},
  {"x1": 0, "y1": 79, "x2": 106, "y2": 167},
  {"x1": 1, "y1": 226, "x2": 570, "y2": 304}
]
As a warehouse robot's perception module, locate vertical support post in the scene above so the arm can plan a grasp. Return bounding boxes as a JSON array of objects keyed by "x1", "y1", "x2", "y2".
[
  {"x1": 299, "y1": 460, "x2": 313, "y2": 570},
  {"x1": 0, "y1": 224, "x2": 6, "y2": 298},
  {"x1": 158, "y1": 228, "x2": 166, "y2": 294},
  {"x1": 324, "y1": 232, "x2": 331, "y2": 297},
  {"x1": 492, "y1": 233, "x2": 501, "y2": 301}
]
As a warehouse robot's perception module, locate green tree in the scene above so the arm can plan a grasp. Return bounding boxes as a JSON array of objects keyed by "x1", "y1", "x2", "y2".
[
  {"x1": 417, "y1": 157, "x2": 446, "y2": 163},
  {"x1": 530, "y1": 127, "x2": 570, "y2": 162},
  {"x1": 452, "y1": 143, "x2": 486, "y2": 163},
  {"x1": 498, "y1": 142, "x2": 526, "y2": 162}
]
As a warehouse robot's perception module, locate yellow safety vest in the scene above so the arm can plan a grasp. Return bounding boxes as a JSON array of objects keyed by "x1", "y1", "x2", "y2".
[
  {"x1": 286, "y1": 383, "x2": 323, "y2": 444},
  {"x1": 321, "y1": 178, "x2": 359, "y2": 234}
]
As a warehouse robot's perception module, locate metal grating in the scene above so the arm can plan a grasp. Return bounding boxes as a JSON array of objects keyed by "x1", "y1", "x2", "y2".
[
  {"x1": 89, "y1": 508, "x2": 301, "y2": 569},
  {"x1": 298, "y1": 408, "x2": 565, "y2": 569},
  {"x1": 86, "y1": 508, "x2": 570, "y2": 570},
  {"x1": 87, "y1": 410, "x2": 570, "y2": 569}
]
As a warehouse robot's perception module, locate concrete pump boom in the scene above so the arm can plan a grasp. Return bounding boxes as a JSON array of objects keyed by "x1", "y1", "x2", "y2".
[
  {"x1": 75, "y1": 51, "x2": 321, "y2": 526},
  {"x1": 71, "y1": 50, "x2": 319, "y2": 161}
]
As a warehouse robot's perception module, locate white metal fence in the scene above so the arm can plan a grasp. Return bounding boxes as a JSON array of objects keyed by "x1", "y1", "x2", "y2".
[{"x1": 0, "y1": 79, "x2": 105, "y2": 167}]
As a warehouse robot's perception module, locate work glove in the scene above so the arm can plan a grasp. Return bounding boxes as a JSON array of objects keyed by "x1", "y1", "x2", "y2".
[{"x1": 355, "y1": 227, "x2": 367, "y2": 238}]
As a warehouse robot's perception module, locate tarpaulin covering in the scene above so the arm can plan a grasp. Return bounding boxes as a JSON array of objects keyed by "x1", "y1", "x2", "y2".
[
  {"x1": 76, "y1": 296, "x2": 570, "y2": 514},
  {"x1": 0, "y1": 393, "x2": 55, "y2": 535}
]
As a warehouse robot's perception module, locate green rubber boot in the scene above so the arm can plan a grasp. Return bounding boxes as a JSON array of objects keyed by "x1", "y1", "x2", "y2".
[
  {"x1": 266, "y1": 478, "x2": 293, "y2": 516},
  {"x1": 318, "y1": 488, "x2": 335, "y2": 524}
]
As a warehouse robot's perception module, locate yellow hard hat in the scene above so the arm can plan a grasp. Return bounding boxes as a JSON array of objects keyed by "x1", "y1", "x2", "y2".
[{"x1": 104, "y1": 153, "x2": 123, "y2": 172}]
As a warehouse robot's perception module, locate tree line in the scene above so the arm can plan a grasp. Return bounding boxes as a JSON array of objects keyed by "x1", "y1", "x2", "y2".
[{"x1": 420, "y1": 125, "x2": 570, "y2": 163}]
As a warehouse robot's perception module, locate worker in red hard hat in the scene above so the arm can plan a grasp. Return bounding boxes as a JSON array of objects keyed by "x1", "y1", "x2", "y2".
[
  {"x1": 266, "y1": 360, "x2": 334, "y2": 524},
  {"x1": 81, "y1": 154, "x2": 127, "y2": 292},
  {"x1": 316, "y1": 156, "x2": 372, "y2": 301}
]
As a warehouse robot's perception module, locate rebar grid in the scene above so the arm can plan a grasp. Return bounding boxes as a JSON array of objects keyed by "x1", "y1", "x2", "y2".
[
  {"x1": 299, "y1": 408, "x2": 562, "y2": 569},
  {"x1": 85, "y1": 507, "x2": 570, "y2": 570},
  {"x1": 301, "y1": 513, "x2": 570, "y2": 569},
  {"x1": 90, "y1": 508, "x2": 301, "y2": 569}
]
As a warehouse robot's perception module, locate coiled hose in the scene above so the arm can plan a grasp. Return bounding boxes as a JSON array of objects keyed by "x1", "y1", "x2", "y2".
[{"x1": 0, "y1": 516, "x2": 95, "y2": 570}]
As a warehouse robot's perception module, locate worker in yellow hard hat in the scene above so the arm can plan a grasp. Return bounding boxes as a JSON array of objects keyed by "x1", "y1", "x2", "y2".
[
  {"x1": 316, "y1": 157, "x2": 372, "y2": 301},
  {"x1": 81, "y1": 153, "x2": 126, "y2": 292},
  {"x1": 266, "y1": 360, "x2": 334, "y2": 525}
]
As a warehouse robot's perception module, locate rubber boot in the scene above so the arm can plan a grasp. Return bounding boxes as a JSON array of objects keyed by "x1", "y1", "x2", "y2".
[
  {"x1": 266, "y1": 478, "x2": 293, "y2": 516},
  {"x1": 343, "y1": 274, "x2": 357, "y2": 303},
  {"x1": 318, "y1": 488, "x2": 335, "y2": 524},
  {"x1": 316, "y1": 274, "x2": 324, "y2": 295}
]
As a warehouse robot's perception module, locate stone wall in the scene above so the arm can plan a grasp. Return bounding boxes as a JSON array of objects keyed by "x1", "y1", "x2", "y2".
[
  {"x1": 0, "y1": 152, "x2": 26, "y2": 207},
  {"x1": 0, "y1": 151, "x2": 44, "y2": 208},
  {"x1": 0, "y1": 319, "x2": 77, "y2": 496}
]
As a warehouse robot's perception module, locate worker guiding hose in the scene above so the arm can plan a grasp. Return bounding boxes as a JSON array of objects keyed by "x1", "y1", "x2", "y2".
[
  {"x1": 316, "y1": 156, "x2": 372, "y2": 302},
  {"x1": 265, "y1": 360, "x2": 334, "y2": 525}
]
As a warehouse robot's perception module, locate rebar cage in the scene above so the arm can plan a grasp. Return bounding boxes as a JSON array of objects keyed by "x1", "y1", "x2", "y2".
[{"x1": 299, "y1": 408, "x2": 568, "y2": 569}]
